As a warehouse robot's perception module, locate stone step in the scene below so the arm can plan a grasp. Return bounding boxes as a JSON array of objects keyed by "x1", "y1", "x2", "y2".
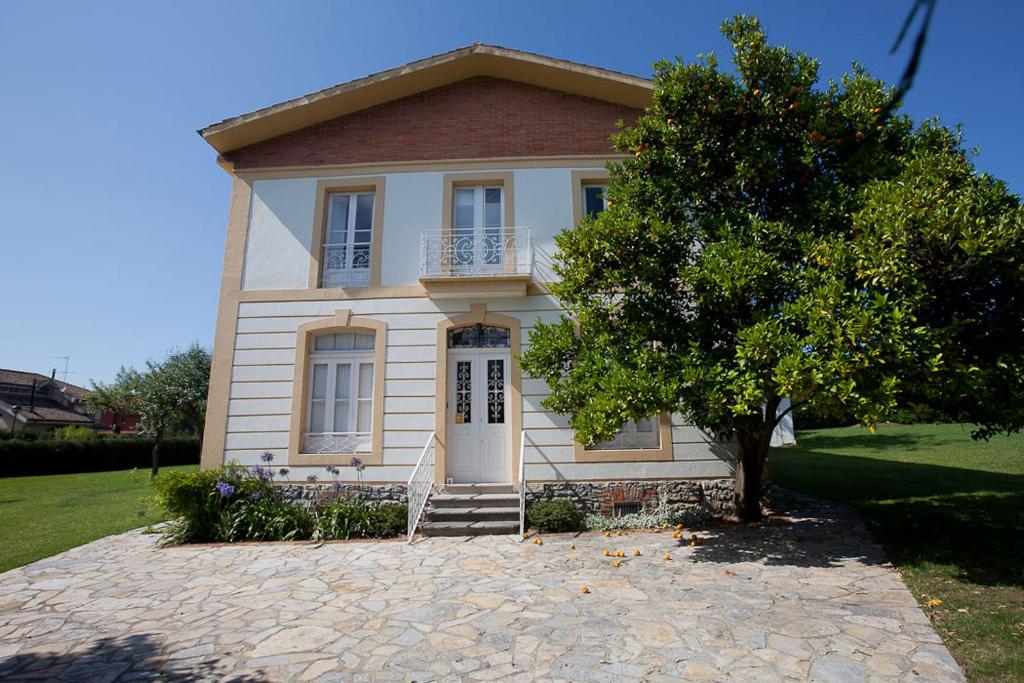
[
  {"x1": 443, "y1": 483, "x2": 515, "y2": 495},
  {"x1": 426, "y1": 506, "x2": 520, "y2": 523},
  {"x1": 430, "y1": 493, "x2": 520, "y2": 509},
  {"x1": 420, "y1": 520, "x2": 519, "y2": 537}
]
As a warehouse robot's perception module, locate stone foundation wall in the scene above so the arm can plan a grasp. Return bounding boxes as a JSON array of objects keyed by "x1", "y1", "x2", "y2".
[
  {"x1": 526, "y1": 479, "x2": 737, "y2": 519},
  {"x1": 276, "y1": 483, "x2": 407, "y2": 506}
]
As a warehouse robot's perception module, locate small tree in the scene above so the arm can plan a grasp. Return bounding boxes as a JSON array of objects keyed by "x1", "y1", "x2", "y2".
[
  {"x1": 159, "y1": 344, "x2": 212, "y2": 443},
  {"x1": 137, "y1": 344, "x2": 212, "y2": 477},
  {"x1": 520, "y1": 16, "x2": 1024, "y2": 521},
  {"x1": 84, "y1": 367, "x2": 141, "y2": 434}
]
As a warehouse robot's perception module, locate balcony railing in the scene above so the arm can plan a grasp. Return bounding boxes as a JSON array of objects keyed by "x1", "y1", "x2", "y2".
[
  {"x1": 419, "y1": 227, "x2": 532, "y2": 278},
  {"x1": 321, "y1": 243, "x2": 371, "y2": 288},
  {"x1": 302, "y1": 432, "x2": 371, "y2": 454}
]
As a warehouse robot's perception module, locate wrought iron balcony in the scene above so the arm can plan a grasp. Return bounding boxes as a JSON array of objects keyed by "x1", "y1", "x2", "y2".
[
  {"x1": 419, "y1": 227, "x2": 533, "y2": 279},
  {"x1": 302, "y1": 432, "x2": 371, "y2": 454},
  {"x1": 321, "y1": 243, "x2": 371, "y2": 289}
]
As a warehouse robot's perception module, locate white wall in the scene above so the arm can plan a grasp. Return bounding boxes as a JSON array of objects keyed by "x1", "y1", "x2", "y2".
[
  {"x1": 240, "y1": 165, "x2": 599, "y2": 290},
  {"x1": 242, "y1": 178, "x2": 316, "y2": 290},
  {"x1": 223, "y1": 295, "x2": 737, "y2": 483}
]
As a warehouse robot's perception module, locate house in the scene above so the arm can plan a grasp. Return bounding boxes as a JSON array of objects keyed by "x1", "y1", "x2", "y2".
[
  {"x1": 0, "y1": 369, "x2": 94, "y2": 433},
  {"x1": 198, "y1": 44, "x2": 793, "y2": 532},
  {"x1": 0, "y1": 368, "x2": 141, "y2": 435}
]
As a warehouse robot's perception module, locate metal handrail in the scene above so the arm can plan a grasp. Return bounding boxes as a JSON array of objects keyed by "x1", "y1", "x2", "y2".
[
  {"x1": 419, "y1": 227, "x2": 533, "y2": 278},
  {"x1": 406, "y1": 431, "x2": 436, "y2": 543},
  {"x1": 518, "y1": 431, "x2": 527, "y2": 539}
]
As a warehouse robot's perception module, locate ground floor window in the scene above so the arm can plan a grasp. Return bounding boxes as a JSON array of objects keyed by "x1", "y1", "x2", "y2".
[
  {"x1": 585, "y1": 417, "x2": 660, "y2": 450},
  {"x1": 304, "y1": 331, "x2": 375, "y2": 454}
]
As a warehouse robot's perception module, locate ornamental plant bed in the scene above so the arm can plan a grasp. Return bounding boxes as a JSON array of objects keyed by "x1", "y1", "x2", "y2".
[{"x1": 152, "y1": 454, "x2": 406, "y2": 545}]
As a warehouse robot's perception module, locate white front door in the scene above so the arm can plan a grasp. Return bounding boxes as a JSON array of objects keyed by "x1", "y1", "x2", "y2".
[{"x1": 447, "y1": 350, "x2": 510, "y2": 483}]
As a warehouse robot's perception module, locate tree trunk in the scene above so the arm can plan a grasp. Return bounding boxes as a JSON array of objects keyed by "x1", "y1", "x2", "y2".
[
  {"x1": 151, "y1": 431, "x2": 162, "y2": 478},
  {"x1": 733, "y1": 399, "x2": 781, "y2": 522}
]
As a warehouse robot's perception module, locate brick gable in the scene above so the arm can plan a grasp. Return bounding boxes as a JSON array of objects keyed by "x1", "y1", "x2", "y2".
[{"x1": 223, "y1": 76, "x2": 641, "y2": 169}]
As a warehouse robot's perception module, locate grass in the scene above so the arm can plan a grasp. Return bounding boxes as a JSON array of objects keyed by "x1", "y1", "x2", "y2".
[
  {"x1": 771, "y1": 423, "x2": 1024, "y2": 683},
  {"x1": 0, "y1": 465, "x2": 196, "y2": 573}
]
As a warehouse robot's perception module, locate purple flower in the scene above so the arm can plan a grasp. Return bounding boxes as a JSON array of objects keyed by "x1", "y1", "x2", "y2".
[
  {"x1": 306, "y1": 474, "x2": 318, "y2": 483},
  {"x1": 349, "y1": 457, "x2": 365, "y2": 472},
  {"x1": 215, "y1": 481, "x2": 236, "y2": 498},
  {"x1": 278, "y1": 467, "x2": 290, "y2": 477},
  {"x1": 249, "y1": 492, "x2": 261, "y2": 501},
  {"x1": 253, "y1": 466, "x2": 273, "y2": 482},
  {"x1": 325, "y1": 465, "x2": 340, "y2": 476},
  {"x1": 260, "y1": 452, "x2": 275, "y2": 463}
]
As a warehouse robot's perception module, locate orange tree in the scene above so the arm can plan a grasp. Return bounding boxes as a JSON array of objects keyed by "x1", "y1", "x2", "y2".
[{"x1": 520, "y1": 15, "x2": 1024, "y2": 521}]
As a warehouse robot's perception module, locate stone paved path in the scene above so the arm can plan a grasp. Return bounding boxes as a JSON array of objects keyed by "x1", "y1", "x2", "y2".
[{"x1": 0, "y1": 495, "x2": 963, "y2": 681}]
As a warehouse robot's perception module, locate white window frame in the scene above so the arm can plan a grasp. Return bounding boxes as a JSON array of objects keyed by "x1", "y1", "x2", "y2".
[
  {"x1": 306, "y1": 344, "x2": 375, "y2": 452},
  {"x1": 322, "y1": 191, "x2": 374, "y2": 288},
  {"x1": 587, "y1": 417, "x2": 660, "y2": 451},
  {"x1": 452, "y1": 185, "x2": 504, "y2": 269}
]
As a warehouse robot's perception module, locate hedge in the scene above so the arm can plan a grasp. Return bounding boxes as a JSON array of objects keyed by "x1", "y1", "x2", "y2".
[{"x1": 0, "y1": 437, "x2": 201, "y2": 477}]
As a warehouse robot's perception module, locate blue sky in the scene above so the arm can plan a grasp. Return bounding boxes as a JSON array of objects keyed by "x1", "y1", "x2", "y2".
[{"x1": 1, "y1": 0, "x2": 1021, "y2": 386}]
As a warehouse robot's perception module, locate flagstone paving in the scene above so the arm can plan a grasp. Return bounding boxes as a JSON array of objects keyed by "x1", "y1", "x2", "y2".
[{"x1": 0, "y1": 495, "x2": 963, "y2": 682}]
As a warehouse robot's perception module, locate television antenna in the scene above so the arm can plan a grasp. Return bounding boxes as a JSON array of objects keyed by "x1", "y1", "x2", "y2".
[{"x1": 52, "y1": 356, "x2": 70, "y2": 386}]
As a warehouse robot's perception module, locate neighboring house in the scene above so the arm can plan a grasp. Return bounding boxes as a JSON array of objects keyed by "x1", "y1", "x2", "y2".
[
  {"x1": 0, "y1": 369, "x2": 93, "y2": 433},
  {"x1": 198, "y1": 44, "x2": 794, "y2": 528},
  {"x1": 0, "y1": 369, "x2": 140, "y2": 435}
]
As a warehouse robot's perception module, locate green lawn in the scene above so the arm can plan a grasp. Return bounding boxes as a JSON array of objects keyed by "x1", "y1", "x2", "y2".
[
  {"x1": 0, "y1": 465, "x2": 196, "y2": 573},
  {"x1": 772, "y1": 423, "x2": 1024, "y2": 683}
]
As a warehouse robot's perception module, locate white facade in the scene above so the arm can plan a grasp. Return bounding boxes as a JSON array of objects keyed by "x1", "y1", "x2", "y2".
[{"x1": 220, "y1": 164, "x2": 739, "y2": 484}]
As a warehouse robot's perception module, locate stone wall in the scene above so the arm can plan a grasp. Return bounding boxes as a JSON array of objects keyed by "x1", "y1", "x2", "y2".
[
  {"x1": 526, "y1": 479, "x2": 737, "y2": 519},
  {"x1": 276, "y1": 483, "x2": 407, "y2": 506}
]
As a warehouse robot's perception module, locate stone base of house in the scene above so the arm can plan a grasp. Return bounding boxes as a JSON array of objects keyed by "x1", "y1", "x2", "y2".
[
  {"x1": 276, "y1": 483, "x2": 407, "y2": 506},
  {"x1": 525, "y1": 479, "x2": 738, "y2": 519},
  {"x1": 274, "y1": 478, "x2": 746, "y2": 520}
]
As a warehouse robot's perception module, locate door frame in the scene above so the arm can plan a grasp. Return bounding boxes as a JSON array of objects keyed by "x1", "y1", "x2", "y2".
[
  {"x1": 434, "y1": 304, "x2": 522, "y2": 487},
  {"x1": 446, "y1": 347, "x2": 513, "y2": 483}
]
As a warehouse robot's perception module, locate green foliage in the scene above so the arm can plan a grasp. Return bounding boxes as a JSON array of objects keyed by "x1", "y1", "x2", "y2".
[
  {"x1": 137, "y1": 344, "x2": 211, "y2": 440},
  {"x1": 313, "y1": 499, "x2": 407, "y2": 541},
  {"x1": 152, "y1": 464, "x2": 406, "y2": 544},
  {"x1": 583, "y1": 494, "x2": 710, "y2": 531},
  {"x1": 0, "y1": 437, "x2": 199, "y2": 477},
  {"x1": 526, "y1": 499, "x2": 584, "y2": 533},
  {"x1": 520, "y1": 15, "x2": 1024, "y2": 519},
  {"x1": 84, "y1": 366, "x2": 142, "y2": 433},
  {"x1": 51, "y1": 425, "x2": 97, "y2": 441}
]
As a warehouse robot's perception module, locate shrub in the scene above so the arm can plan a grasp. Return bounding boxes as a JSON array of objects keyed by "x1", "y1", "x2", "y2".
[
  {"x1": 367, "y1": 502, "x2": 407, "y2": 538},
  {"x1": 583, "y1": 494, "x2": 711, "y2": 531},
  {"x1": 153, "y1": 461, "x2": 406, "y2": 544},
  {"x1": 313, "y1": 499, "x2": 407, "y2": 541},
  {"x1": 527, "y1": 499, "x2": 584, "y2": 533},
  {"x1": 52, "y1": 425, "x2": 97, "y2": 441},
  {"x1": 0, "y1": 437, "x2": 199, "y2": 477}
]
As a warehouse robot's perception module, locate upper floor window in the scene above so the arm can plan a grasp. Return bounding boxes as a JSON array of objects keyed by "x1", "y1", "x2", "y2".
[
  {"x1": 582, "y1": 184, "x2": 607, "y2": 217},
  {"x1": 452, "y1": 186, "x2": 504, "y2": 270},
  {"x1": 322, "y1": 192, "x2": 374, "y2": 289}
]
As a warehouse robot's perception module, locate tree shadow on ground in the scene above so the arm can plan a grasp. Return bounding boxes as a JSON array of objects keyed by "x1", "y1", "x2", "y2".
[
  {"x1": 683, "y1": 490, "x2": 892, "y2": 570},
  {"x1": 0, "y1": 633, "x2": 265, "y2": 681},
  {"x1": 795, "y1": 428, "x2": 970, "y2": 453},
  {"x1": 768, "y1": 448, "x2": 1024, "y2": 588}
]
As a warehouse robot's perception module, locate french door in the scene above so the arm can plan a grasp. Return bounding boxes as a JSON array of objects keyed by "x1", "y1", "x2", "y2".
[
  {"x1": 451, "y1": 186, "x2": 504, "y2": 273},
  {"x1": 322, "y1": 192, "x2": 374, "y2": 288},
  {"x1": 446, "y1": 350, "x2": 511, "y2": 483}
]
